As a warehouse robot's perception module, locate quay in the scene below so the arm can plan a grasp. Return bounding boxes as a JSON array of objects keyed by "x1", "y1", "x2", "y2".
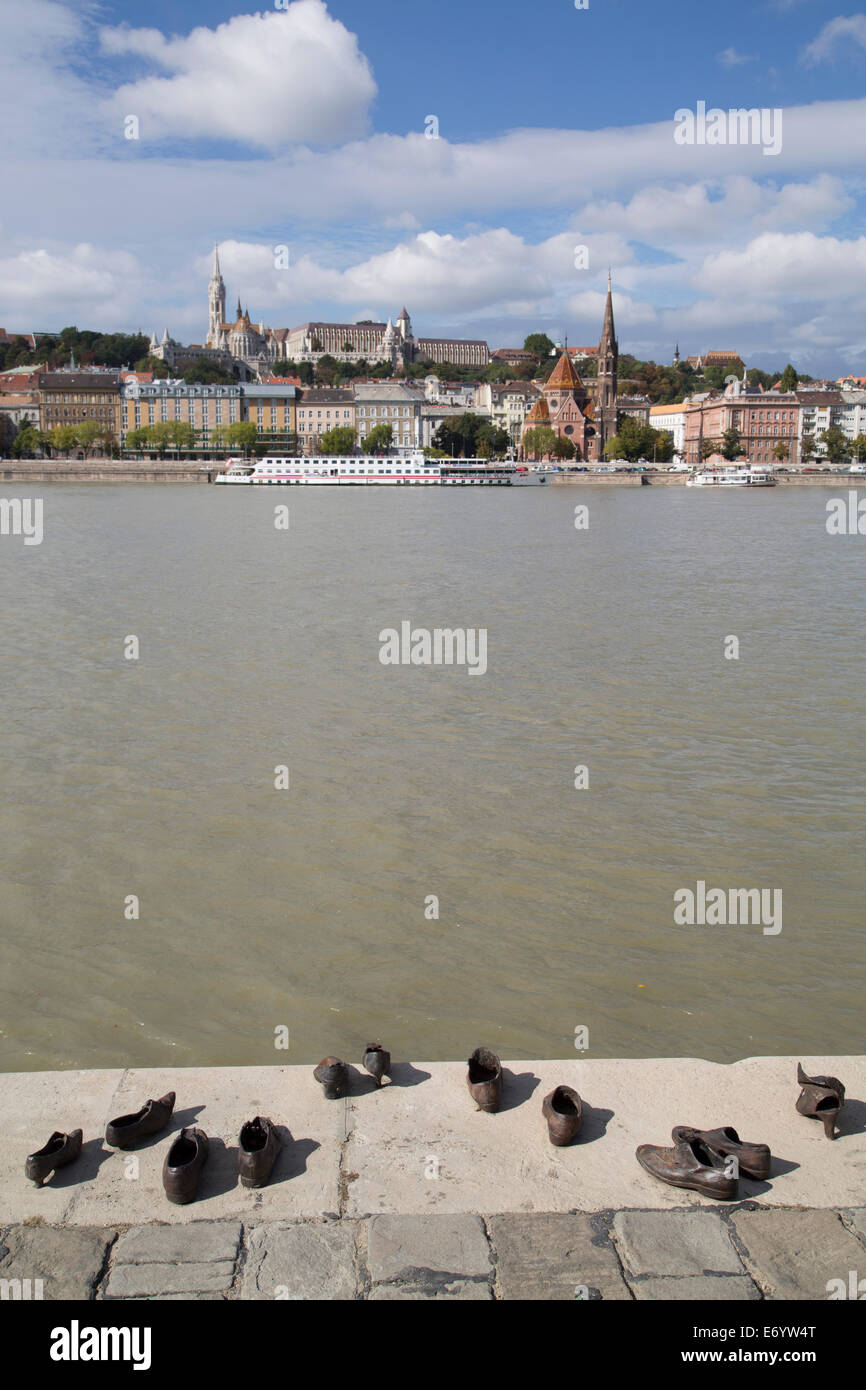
[
  {"x1": 0, "y1": 1055, "x2": 863, "y2": 1300},
  {"x1": 3, "y1": 459, "x2": 866, "y2": 486}
]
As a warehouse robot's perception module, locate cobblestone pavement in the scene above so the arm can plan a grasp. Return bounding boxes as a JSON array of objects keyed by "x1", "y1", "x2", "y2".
[{"x1": 1, "y1": 1206, "x2": 864, "y2": 1301}]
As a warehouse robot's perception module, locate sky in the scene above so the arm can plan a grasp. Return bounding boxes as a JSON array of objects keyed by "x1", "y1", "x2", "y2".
[{"x1": 1, "y1": 0, "x2": 866, "y2": 372}]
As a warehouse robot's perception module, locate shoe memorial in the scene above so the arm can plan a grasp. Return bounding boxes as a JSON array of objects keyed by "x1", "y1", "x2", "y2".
[
  {"x1": 467, "y1": 1047, "x2": 502, "y2": 1113},
  {"x1": 362, "y1": 1043, "x2": 391, "y2": 1087},
  {"x1": 25, "y1": 1129, "x2": 83, "y2": 1187},
  {"x1": 313, "y1": 1056, "x2": 348, "y2": 1099},
  {"x1": 542, "y1": 1085, "x2": 583, "y2": 1146},
  {"x1": 795, "y1": 1062, "x2": 846, "y2": 1140},
  {"x1": 635, "y1": 1133, "x2": 739, "y2": 1200},
  {"x1": 105, "y1": 1091, "x2": 176, "y2": 1149},
  {"x1": 671, "y1": 1125, "x2": 771, "y2": 1180},
  {"x1": 162, "y1": 1126, "x2": 209, "y2": 1205},
  {"x1": 238, "y1": 1116, "x2": 282, "y2": 1188}
]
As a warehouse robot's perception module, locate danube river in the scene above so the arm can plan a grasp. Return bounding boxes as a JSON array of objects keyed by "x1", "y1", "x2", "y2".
[{"x1": 1, "y1": 483, "x2": 863, "y2": 1069}]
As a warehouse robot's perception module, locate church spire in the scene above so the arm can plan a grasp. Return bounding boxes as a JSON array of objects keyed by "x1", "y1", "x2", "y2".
[{"x1": 212, "y1": 243, "x2": 222, "y2": 280}]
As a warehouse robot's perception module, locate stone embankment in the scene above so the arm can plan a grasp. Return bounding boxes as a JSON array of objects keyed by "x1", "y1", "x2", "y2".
[
  {"x1": 0, "y1": 1056, "x2": 862, "y2": 1300},
  {"x1": 0, "y1": 458, "x2": 214, "y2": 483}
]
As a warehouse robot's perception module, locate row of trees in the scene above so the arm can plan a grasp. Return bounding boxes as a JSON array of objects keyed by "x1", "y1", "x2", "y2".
[
  {"x1": 698, "y1": 426, "x2": 866, "y2": 464},
  {"x1": 11, "y1": 421, "x2": 118, "y2": 458}
]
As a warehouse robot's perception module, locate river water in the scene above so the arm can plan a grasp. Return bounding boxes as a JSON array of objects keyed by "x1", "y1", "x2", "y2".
[{"x1": 0, "y1": 482, "x2": 863, "y2": 1070}]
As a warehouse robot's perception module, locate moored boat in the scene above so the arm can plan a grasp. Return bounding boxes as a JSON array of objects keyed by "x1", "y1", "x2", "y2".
[{"x1": 215, "y1": 454, "x2": 548, "y2": 486}]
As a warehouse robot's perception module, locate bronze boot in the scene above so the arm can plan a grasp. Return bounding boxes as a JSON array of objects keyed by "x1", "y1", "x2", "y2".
[
  {"x1": 313, "y1": 1057, "x2": 348, "y2": 1100},
  {"x1": 238, "y1": 1116, "x2": 281, "y2": 1188},
  {"x1": 467, "y1": 1047, "x2": 502, "y2": 1113},
  {"x1": 105, "y1": 1092, "x2": 176, "y2": 1149},
  {"x1": 796, "y1": 1062, "x2": 846, "y2": 1139},
  {"x1": 672, "y1": 1125, "x2": 770, "y2": 1180},
  {"x1": 636, "y1": 1136, "x2": 738, "y2": 1200},
  {"x1": 542, "y1": 1086, "x2": 583, "y2": 1146},
  {"x1": 25, "y1": 1129, "x2": 83, "y2": 1187},
  {"x1": 362, "y1": 1044, "x2": 391, "y2": 1087},
  {"x1": 162, "y1": 1126, "x2": 209, "y2": 1204}
]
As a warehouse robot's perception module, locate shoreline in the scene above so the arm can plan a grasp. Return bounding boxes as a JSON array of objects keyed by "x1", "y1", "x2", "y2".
[
  {"x1": 2, "y1": 1055, "x2": 861, "y2": 1225},
  {"x1": 2, "y1": 459, "x2": 866, "y2": 485},
  {"x1": 2, "y1": 1055, "x2": 862, "y2": 1300}
]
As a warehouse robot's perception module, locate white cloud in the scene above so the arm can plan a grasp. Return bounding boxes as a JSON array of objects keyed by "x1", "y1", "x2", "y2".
[
  {"x1": 717, "y1": 47, "x2": 757, "y2": 67},
  {"x1": 0, "y1": 244, "x2": 141, "y2": 324},
  {"x1": 100, "y1": 0, "x2": 376, "y2": 149},
  {"x1": 696, "y1": 231, "x2": 866, "y2": 297},
  {"x1": 802, "y1": 15, "x2": 866, "y2": 65}
]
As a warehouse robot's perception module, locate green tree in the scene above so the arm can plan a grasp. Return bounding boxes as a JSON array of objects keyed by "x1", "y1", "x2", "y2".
[
  {"x1": 773, "y1": 441, "x2": 790, "y2": 464},
  {"x1": 315, "y1": 354, "x2": 339, "y2": 385},
  {"x1": 225, "y1": 422, "x2": 258, "y2": 455},
  {"x1": 147, "y1": 422, "x2": 173, "y2": 457},
  {"x1": 363, "y1": 423, "x2": 393, "y2": 452},
  {"x1": 603, "y1": 415, "x2": 672, "y2": 462},
  {"x1": 523, "y1": 333, "x2": 555, "y2": 361},
  {"x1": 74, "y1": 419, "x2": 104, "y2": 456},
  {"x1": 522, "y1": 425, "x2": 557, "y2": 459},
  {"x1": 320, "y1": 426, "x2": 356, "y2": 454},
  {"x1": 124, "y1": 426, "x2": 150, "y2": 451},
  {"x1": 801, "y1": 433, "x2": 817, "y2": 463},
  {"x1": 182, "y1": 362, "x2": 235, "y2": 385},
  {"x1": 819, "y1": 426, "x2": 851, "y2": 465},
  {"x1": 701, "y1": 437, "x2": 721, "y2": 461},
  {"x1": 779, "y1": 364, "x2": 798, "y2": 392},
  {"x1": 551, "y1": 436, "x2": 576, "y2": 460},
  {"x1": 720, "y1": 427, "x2": 742, "y2": 461},
  {"x1": 11, "y1": 424, "x2": 40, "y2": 458},
  {"x1": 852, "y1": 433, "x2": 866, "y2": 462}
]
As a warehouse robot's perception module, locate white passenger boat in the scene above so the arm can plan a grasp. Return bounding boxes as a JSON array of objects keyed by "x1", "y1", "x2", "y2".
[
  {"x1": 686, "y1": 466, "x2": 777, "y2": 488},
  {"x1": 215, "y1": 453, "x2": 548, "y2": 486}
]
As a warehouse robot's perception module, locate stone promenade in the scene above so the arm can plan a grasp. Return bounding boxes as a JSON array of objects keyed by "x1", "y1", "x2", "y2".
[
  {"x1": 2, "y1": 1206, "x2": 865, "y2": 1301},
  {"x1": 1, "y1": 1057, "x2": 863, "y2": 1301}
]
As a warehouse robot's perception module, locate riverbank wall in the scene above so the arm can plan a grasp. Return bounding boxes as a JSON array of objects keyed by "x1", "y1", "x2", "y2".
[{"x1": 1, "y1": 1056, "x2": 861, "y2": 1226}]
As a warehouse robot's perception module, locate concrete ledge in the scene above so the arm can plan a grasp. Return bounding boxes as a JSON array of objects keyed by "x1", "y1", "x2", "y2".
[{"x1": 0, "y1": 1056, "x2": 862, "y2": 1225}]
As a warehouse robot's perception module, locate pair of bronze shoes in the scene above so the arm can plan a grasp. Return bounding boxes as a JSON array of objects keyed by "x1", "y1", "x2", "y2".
[
  {"x1": 162, "y1": 1117, "x2": 283, "y2": 1203},
  {"x1": 796, "y1": 1063, "x2": 845, "y2": 1140},
  {"x1": 314, "y1": 1045, "x2": 391, "y2": 1098},
  {"x1": 637, "y1": 1126, "x2": 771, "y2": 1200}
]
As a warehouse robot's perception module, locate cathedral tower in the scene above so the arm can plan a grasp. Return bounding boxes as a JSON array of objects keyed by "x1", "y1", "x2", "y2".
[
  {"x1": 595, "y1": 272, "x2": 619, "y2": 457},
  {"x1": 207, "y1": 244, "x2": 226, "y2": 348}
]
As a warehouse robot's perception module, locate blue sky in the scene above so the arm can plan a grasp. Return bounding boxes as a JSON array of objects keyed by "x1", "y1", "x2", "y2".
[{"x1": 2, "y1": 0, "x2": 866, "y2": 372}]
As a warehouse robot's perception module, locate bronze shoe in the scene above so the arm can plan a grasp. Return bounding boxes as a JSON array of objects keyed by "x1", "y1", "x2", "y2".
[
  {"x1": 636, "y1": 1135, "x2": 738, "y2": 1200},
  {"x1": 238, "y1": 1116, "x2": 281, "y2": 1188},
  {"x1": 672, "y1": 1125, "x2": 770, "y2": 1180},
  {"x1": 796, "y1": 1062, "x2": 846, "y2": 1139},
  {"x1": 313, "y1": 1057, "x2": 348, "y2": 1100},
  {"x1": 162, "y1": 1126, "x2": 209, "y2": 1204},
  {"x1": 542, "y1": 1085, "x2": 583, "y2": 1146},
  {"x1": 363, "y1": 1044, "x2": 391, "y2": 1087},
  {"x1": 105, "y1": 1092, "x2": 176, "y2": 1149},
  {"x1": 467, "y1": 1047, "x2": 502, "y2": 1113},
  {"x1": 25, "y1": 1129, "x2": 83, "y2": 1187}
]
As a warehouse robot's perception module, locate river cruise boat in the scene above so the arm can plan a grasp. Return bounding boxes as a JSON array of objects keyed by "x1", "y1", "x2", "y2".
[
  {"x1": 215, "y1": 454, "x2": 548, "y2": 486},
  {"x1": 686, "y1": 466, "x2": 777, "y2": 488}
]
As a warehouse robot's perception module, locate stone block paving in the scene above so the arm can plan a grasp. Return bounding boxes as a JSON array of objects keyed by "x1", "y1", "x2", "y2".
[{"x1": 0, "y1": 1207, "x2": 862, "y2": 1301}]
